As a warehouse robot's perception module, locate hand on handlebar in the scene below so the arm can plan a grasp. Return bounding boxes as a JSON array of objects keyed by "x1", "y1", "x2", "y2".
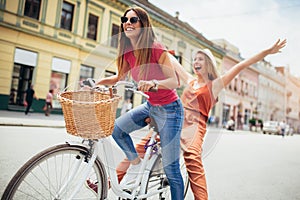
[
  {"x1": 81, "y1": 79, "x2": 154, "y2": 99},
  {"x1": 113, "y1": 81, "x2": 151, "y2": 99},
  {"x1": 137, "y1": 80, "x2": 158, "y2": 92}
]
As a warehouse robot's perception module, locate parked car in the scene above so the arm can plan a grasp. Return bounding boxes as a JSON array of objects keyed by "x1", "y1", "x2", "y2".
[{"x1": 262, "y1": 121, "x2": 280, "y2": 135}]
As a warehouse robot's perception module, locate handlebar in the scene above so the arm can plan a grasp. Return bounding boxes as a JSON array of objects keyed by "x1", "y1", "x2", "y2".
[{"x1": 81, "y1": 79, "x2": 150, "y2": 99}]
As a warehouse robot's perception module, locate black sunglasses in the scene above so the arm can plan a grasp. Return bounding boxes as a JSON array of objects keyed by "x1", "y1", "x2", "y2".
[{"x1": 121, "y1": 16, "x2": 140, "y2": 24}]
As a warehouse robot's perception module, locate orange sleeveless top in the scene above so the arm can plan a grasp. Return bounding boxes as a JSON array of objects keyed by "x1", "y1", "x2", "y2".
[{"x1": 181, "y1": 80, "x2": 217, "y2": 127}]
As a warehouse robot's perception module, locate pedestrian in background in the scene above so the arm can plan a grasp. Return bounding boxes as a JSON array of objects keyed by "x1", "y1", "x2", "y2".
[
  {"x1": 45, "y1": 89, "x2": 54, "y2": 116},
  {"x1": 279, "y1": 120, "x2": 286, "y2": 138},
  {"x1": 24, "y1": 84, "x2": 38, "y2": 115}
]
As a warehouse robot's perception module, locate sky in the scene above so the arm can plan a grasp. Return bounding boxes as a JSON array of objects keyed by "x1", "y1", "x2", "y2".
[{"x1": 149, "y1": 0, "x2": 300, "y2": 77}]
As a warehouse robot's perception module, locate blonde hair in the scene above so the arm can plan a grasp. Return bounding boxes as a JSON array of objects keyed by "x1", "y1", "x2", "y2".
[
  {"x1": 117, "y1": 6, "x2": 156, "y2": 80},
  {"x1": 203, "y1": 54, "x2": 219, "y2": 80},
  {"x1": 193, "y1": 49, "x2": 219, "y2": 80}
]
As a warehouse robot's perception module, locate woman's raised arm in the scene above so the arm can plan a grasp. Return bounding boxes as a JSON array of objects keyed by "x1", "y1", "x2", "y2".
[{"x1": 212, "y1": 39, "x2": 287, "y2": 97}]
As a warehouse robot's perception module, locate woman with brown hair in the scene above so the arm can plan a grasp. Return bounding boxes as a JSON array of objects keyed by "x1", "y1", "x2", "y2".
[{"x1": 90, "y1": 6, "x2": 185, "y2": 199}]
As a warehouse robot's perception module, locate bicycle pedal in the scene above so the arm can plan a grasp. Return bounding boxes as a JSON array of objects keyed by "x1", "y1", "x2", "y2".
[
  {"x1": 158, "y1": 177, "x2": 169, "y2": 189},
  {"x1": 162, "y1": 177, "x2": 169, "y2": 187}
]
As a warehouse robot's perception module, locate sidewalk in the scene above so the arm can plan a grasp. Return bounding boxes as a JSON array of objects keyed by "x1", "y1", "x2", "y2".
[{"x1": 0, "y1": 110, "x2": 65, "y2": 128}]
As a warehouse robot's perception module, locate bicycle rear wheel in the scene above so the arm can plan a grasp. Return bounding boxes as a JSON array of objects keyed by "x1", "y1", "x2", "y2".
[
  {"x1": 2, "y1": 143, "x2": 107, "y2": 200},
  {"x1": 144, "y1": 154, "x2": 189, "y2": 200}
]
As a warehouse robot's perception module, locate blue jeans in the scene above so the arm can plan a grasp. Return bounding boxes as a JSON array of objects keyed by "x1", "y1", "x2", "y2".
[{"x1": 112, "y1": 99, "x2": 184, "y2": 199}]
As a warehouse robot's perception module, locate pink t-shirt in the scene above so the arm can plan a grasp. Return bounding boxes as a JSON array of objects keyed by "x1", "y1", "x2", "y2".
[{"x1": 124, "y1": 42, "x2": 178, "y2": 105}]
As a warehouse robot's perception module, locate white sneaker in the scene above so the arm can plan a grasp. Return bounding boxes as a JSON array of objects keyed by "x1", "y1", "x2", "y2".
[{"x1": 120, "y1": 160, "x2": 143, "y2": 186}]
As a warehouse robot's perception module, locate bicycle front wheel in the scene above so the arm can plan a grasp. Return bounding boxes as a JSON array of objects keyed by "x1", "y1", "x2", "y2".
[{"x1": 2, "y1": 143, "x2": 107, "y2": 200}]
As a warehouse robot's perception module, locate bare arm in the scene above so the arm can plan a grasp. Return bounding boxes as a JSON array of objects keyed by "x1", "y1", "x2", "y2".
[
  {"x1": 138, "y1": 51, "x2": 179, "y2": 91},
  {"x1": 212, "y1": 39, "x2": 287, "y2": 98},
  {"x1": 96, "y1": 75, "x2": 119, "y2": 86},
  {"x1": 168, "y1": 53, "x2": 195, "y2": 86}
]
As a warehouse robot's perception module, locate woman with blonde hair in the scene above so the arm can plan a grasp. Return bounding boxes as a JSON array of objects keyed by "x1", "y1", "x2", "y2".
[
  {"x1": 112, "y1": 39, "x2": 287, "y2": 200},
  {"x1": 179, "y1": 39, "x2": 286, "y2": 200}
]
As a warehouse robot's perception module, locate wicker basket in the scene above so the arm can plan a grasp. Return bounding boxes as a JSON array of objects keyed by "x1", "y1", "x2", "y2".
[{"x1": 57, "y1": 90, "x2": 121, "y2": 139}]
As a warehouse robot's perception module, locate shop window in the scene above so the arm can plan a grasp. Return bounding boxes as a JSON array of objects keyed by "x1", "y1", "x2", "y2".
[
  {"x1": 10, "y1": 48, "x2": 37, "y2": 106},
  {"x1": 50, "y1": 71, "x2": 68, "y2": 108},
  {"x1": 79, "y1": 65, "x2": 94, "y2": 81},
  {"x1": 244, "y1": 109, "x2": 251, "y2": 125},
  {"x1": 87, "y1": 13, "x2": 98, "y2": 40},
  {"x1": 110, "y1": 24, "x2": 119, "y2": 48},
  {"x1": 10, "y1": 64, "x2": 34, "y2": 105},
  {"x1": 24, "y1": 0, "x2": 41, "y2": 20},
  {"x1": 60, "y1": 1, "x2": 74, "y2": 31},
  {"x1": 222, "y1": 104, "x2": 230, "y2": 125},
  {"x1": 51, "y1": 57, "x2": 71, "y2": 108}
]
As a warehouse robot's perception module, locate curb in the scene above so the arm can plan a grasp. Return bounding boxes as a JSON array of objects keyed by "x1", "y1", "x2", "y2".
[{"x1": 0, "y1": 123, "x2": 65, "y2": 128}]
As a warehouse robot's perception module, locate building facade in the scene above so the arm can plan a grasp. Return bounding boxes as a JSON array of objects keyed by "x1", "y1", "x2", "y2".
[
  {"x1": 0, "y1": 0, "x2": 223, "y2": 113},
  {"x1": 1, "y1": 0, "x2": 299, "y2": 132}
]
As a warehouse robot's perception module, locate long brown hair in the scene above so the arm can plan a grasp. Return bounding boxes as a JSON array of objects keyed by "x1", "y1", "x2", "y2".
[{"x1": 117, "y1": 6, "x2": 156, "y2": 80}]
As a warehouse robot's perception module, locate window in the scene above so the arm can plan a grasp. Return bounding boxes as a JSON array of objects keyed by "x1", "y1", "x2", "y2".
[
  {"x1": 87, "y1": 14, "x2": 98, "y2": 40},
  {"x1": 50, "y1": 72, "x2": 68, "y2": 108},
  {"x1": 234, "y1": 78, "x2": 237, "y2": 91},
  {"x1": 51, "y1": 57, "x2": 71, "y2": 108},
  {"x1": 79, "y1": 65, "x2": 94, "y2": 81},
  {"x1": 24, "y1": 0, "x2": 41, "y2": 20},
  {"x1": 105, "y1": 70, "x2": 116, "y2": 77},
  {"x1": 60, "y1": 1, "x2": 74, "y2": 31},
  {"x1": 177, "y1": 52, "x2": 183, "y2": 64},
  {"x1": 110, "y1": 24, "x2": 119, "y2": 48},
  {"x1": 244, "y1": 109, "x2": 251, "y2": 125}
]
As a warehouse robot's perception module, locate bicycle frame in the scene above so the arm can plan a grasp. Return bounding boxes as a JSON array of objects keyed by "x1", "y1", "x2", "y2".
[
  {"x1": 55, "y1": 140, "x2": 99, "y2": 200},
  {"x1": 81, "y1": 128, "x2": 169, "y2": 199},
  {"x1": 2, "y1": 80, "x2": 188, "y2": 200},
  {"x1": 101, "y1": 127, "x2": 167, "y2": 199}
]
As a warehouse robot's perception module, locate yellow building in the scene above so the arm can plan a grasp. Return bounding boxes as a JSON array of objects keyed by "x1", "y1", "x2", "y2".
[{"x1": 0, "y1": 0, "x2": 224, "y2": 113}]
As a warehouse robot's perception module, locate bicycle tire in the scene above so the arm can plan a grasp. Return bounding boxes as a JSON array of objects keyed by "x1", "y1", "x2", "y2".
[
  {"x1": 2, "y1": 143, "x2": 108, "y2": 200},
  {"x1": 143, "y1": 154, "x2": 189, "y2": 200}
]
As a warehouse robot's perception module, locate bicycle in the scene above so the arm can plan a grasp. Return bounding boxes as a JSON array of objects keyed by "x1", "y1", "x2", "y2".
[{"x1": 2, "y1": 80, "x2": 189, "y2": 200}]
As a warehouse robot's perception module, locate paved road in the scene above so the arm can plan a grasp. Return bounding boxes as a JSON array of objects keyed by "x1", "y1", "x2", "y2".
[{"x1": 1, "y1": 125, "x2": 300, "y2": 199}]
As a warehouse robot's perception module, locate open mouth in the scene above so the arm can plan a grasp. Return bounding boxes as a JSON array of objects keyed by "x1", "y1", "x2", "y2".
[
  {"x1": 126, "y1": 27, "x2": 134, "y2": 31},
  {"x1": 194, "y1": 66, "x2": 202, "y2": 71}
]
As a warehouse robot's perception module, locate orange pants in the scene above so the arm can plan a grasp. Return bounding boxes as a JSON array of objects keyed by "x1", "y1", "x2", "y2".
[
  {"x1": 116, "y1": 125, "x2": 208, "y2": 200},
  {"x1": 181, "y1": 124, "x2": 208, "y2": 200}
]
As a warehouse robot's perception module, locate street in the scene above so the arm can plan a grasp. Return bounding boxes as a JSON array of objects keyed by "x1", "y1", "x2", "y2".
[{"x1": 1, "y1": 126, "x2": 300, "y2": 200}]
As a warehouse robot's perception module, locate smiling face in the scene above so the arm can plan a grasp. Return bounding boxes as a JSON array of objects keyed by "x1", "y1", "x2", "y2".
[
  {"x1": 192, "y1": 52, "x2": 208, "y2": 76},
  {"x1": 122, "y1": 10, "x2": 142, "y2": 41}
]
